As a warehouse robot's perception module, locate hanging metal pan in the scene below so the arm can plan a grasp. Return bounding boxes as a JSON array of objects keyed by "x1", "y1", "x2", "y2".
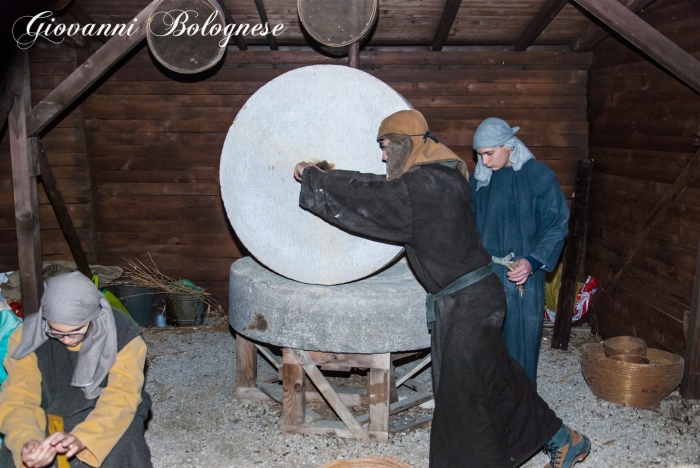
[
  {"x1": 147, "y1": 0, "x2": 227, "y2": 74},
  {"x1": 298, "y1": 0, "x2": 377, "y2": 47}
]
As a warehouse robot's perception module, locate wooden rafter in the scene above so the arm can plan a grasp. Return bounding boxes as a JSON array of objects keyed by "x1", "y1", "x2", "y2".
[
  {"x1": 432, "y1": 0, "x2": 462, "y2": 51},
  {"x1": 25, "y1": 0, "x2": 159, "y2": 138},
  {"x1": 572, "y1": 0, "x2": 700, "y2": 94},
  {"x1": 253, "y1": 0, "x2": 279, "y2": 50},
  {"x1": 514, "y1": 0, "x2": 568, "y2": 51},
  {"x1": 572, "y1": 0, "x2": 659, "y2": 51}
]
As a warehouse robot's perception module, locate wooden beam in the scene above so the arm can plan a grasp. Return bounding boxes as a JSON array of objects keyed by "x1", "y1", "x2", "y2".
[
  {"x1": 235, "y1": 334, "x2": 258, "y2": 399},
  {"x1": 432, "y1": 0, "x2": 462, "y2": 51},
  {"x1": 571, "y1": 0, "x2": 658, "y2": 51},
  {"x1": 8, "y1": 51, "x2": 43, "y2": 316},
  {"x1": 595, "y1": 145, "x2": 700, "y2": 301},
  {"x1": 572, "y1": 0, "x2": 700, "y2": 94},
  {"x1": 348, "y1": 41, "x2": 360, "y2": 68},
  {"x1": 514, "y1": 0, "x2": 568, "y2": 51},
  {"x1": 25, "y1": 0, "x2": 159, "y2": 138},
  {"x1": 552, "y1": 159, "x2": 593, "y2": 350},
  {"x1": 215, "y1": 0, "x2": 247, "y2": 50},
  {"x1": 681, "y1": 238, "x2": 700, "y2": 399},
  {"x1": 56, "y1": 13, "x2": 92, "y2": 49},
  {"x1": 253, "y1": 0, "x2": 278, "y2": 50},
  {"x1": 37, "y1": 140, "x2": 91, "y2": 278}
]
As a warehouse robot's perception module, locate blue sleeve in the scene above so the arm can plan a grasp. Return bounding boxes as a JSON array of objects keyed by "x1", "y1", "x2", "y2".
[
  {"x1": 524, "y1": 255, "x2": 543, "y2": 272},
  {"x1": 527, "y1": 178, "x2": 570, "y2": 272}
]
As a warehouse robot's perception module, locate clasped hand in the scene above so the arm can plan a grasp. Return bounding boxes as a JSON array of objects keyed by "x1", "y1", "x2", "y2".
[
  {"x1": 21, "y1": 433, "x2": 85, "y2": 468},
  {"x1": 506, "y1": 258, "x2": 532, "y2": 286},
  {"x1": 293, "y1": 161, "x2": 323, "y2": 182}
]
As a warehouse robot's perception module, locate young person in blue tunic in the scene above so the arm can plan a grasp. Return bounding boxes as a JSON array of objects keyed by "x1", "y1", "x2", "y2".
[{"x1": 470, "y1": 117, "x2": 570, "y2": 386}]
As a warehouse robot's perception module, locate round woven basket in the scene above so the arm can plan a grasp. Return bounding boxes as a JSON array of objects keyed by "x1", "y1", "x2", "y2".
[
  {"x1": 610, "y1": 354, "x2": 650, "y2": 364},
  {"x1": 319, "y1": 457, "x2": 412, "y2": 468},
  {"x1": 602, "y1": 335, "x2": 647, "y2": 357},
  {"x1": 581, "y1": 343, "x2": 684, "y2": 408}
]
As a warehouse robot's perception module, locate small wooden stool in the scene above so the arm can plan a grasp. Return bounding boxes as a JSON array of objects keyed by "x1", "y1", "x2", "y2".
[{"x1": 235, "y1": 334, "x2": 433, "y2": 442}]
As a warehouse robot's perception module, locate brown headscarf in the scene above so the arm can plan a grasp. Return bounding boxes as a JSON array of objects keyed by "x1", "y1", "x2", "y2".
[{"x1": 377, "y1": 110, "x2": 468, "y2": 180}]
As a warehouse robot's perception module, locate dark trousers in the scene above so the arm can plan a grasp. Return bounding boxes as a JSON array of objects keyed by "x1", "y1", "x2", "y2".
[{"x1": 429, "y1": 273, "x2": 561, "y2": 468}]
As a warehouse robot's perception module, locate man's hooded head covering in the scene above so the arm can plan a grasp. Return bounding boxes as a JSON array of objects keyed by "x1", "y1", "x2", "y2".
[
  {"x1": 377, "y1": 110, "x2": 468, "y2": 181},
  {"x1": 12, "y1": 271, "x2": 118, "y2": 400},
  {"x1": 472, "y1": 117, "x2": 535, "y2": 191}
]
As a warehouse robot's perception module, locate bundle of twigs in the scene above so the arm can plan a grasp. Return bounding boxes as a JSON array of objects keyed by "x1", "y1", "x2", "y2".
[{"x1": 121, "y1": 255, "x2": 228, "y2": 325}]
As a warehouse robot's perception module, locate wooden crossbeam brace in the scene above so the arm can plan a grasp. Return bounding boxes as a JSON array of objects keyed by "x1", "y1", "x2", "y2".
[
  {"x1": 432, "y1": 0, "x2": 462, "y2": 51},
  {"x1": 572, "y1": 0, "x2": 700, "y2": 95},
  {"x1": 290, "y1": 349, "x2": 369, "y2": 440},
  {"x1": 253, "y1": 0, "x2": 279, "y2": 50},
  {"x1": 571, "y1": 0, "x2": 658, "y2": 51},
  {"x1": 594, "y1": 144, "x2": 700, "y2": 304},
  {"x1": 9, "y1": 51, "x2": 43, "y2": 316},
  {"x1": 552, "y1": 160, "x2": 593, "y2": 350},
  {"x1": 25, "y1": 0, "x2": 159, "y2": 138},
  {"x1": 514, "y1": 0, "x2": 568, "y2": 51},
  {"x1": 395, "y1": 354, "x2": 431, "y2": 387},
  {"x1": 37, "y1": 140, "x2": 91, "y2": 278}
]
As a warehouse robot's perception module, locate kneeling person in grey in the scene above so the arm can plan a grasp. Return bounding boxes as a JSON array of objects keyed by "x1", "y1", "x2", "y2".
[{"x1": 0, "y1": 272, "x2": 152, "y2": 468}]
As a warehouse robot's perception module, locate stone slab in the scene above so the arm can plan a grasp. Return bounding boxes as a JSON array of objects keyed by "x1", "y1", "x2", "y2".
[
  {"x1": 229, "y1": 257, "x2": 431, "y2": 353},
  {"x1": 219, "y1": 65, "x2": 412, "y2": 285}
]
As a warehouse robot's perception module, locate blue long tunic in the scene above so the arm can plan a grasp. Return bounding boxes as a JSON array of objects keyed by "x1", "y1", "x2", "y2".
[{"x1": 470, "y1": 159, "x2": 569, "y2": 385}]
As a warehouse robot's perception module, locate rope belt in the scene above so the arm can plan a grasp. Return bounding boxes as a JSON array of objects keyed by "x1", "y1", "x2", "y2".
[
  {"x1": 491, "y1": 252, "x2": 516, "y2": 266},
  {"x1": 426, "y1": 262, "x2": 493, "y2": 327}
]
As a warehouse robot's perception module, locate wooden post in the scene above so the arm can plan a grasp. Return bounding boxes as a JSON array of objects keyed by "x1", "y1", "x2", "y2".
[
  {"x1": 253, "y1": 0, "x2": 279, "y2": 50},
  {"x1": 37, "y1": 141, "x2": 91, "y2": 278},
  {"x1": 235, "y1": 334, "x2": 258, "y2": 398},
  {"x1": 552, "y1": 160, "x2": 594, "y2": 350},
  {"x1": 368, "y1": 353, "x2": 391, "y2": 441},
  {"x1": 348, "y1": 41, "x2": 360, "y2": 69},
  {"x1": 572, "y1": 0, "x2": 700, "y2": 95},
  {"x1": 681, "y1": 239, "x2": 700, "y2": 399},
  {"x1": 0, "y1": 51, "x2": 24, "y2": 130},
  {"x1": 8, "y1": 50, "x2": 43, "y2": 316},
  {"x1": 282, "y1": 348, "x2": 306, "y2": 428}
]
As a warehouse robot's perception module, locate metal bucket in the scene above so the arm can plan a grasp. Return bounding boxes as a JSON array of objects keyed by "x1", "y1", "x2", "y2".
[
  {"x1": 113, "y1": 284, "x2": 159, "y2": 327},
  {"x1": 165, "y1": 293, "x2": 205, "y2": 326}
]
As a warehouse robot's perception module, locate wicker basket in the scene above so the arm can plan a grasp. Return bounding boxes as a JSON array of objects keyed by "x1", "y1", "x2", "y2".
[
  {"x1": 602, "y1": 336, "x2": 647, "y2": 357},
  {"x1": 610, "y1": 354, "x2": 650, "y2": 364},
  {"x1": 581, "y1": 343, "x2": 684, "y2": 408},
  {"x1": 319, "y1": 457, "x2": 413, "y2": 468}
]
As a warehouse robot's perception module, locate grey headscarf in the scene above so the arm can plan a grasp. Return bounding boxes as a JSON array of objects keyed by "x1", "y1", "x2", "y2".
[
  {"x1": 472, "y1": 117, "x2": 535, "y2": 191},
  {"x1": 12, "y1": 271, "x2": 117, "y2": 399}
]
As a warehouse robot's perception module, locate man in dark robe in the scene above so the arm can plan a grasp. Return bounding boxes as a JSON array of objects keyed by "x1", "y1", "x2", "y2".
[
  {"x1": 293, "y1": 110, "x2": 590, "y2": 468},
  {"x1": 470, "y1": 117, "x2": 570, "y2": 386}
]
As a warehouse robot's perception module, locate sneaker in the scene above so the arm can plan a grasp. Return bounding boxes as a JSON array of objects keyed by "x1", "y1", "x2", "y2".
[{"x1": 543, "y1": 425, "x2": 591, "y2": 468}]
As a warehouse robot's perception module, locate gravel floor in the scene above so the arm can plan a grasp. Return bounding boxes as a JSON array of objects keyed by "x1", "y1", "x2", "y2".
[{"x1": 141, "y1": 324, "x2": 700, "y2": 468}]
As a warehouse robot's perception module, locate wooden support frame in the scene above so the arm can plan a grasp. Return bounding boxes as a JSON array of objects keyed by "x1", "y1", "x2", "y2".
[
  {"x1": 8, "y1": 51, "x2": 43, "y2": 316},
  {"x1": 681, "y1": 238, "x2": 700, "y2": 399},
  {"x1": 236, "y1": 335, "x2": 432, "y2": 441},
  {"x1": 253, "y1": 0, "x2": 279, "y2": 51},
  {"x1": 348, "y1": 42, "x2": 360, "y2": 68},
  {"x1": 0, "y1": 50, "x2": 23, "y2": 131},
  {"x1": 514, "y1": 0, "x2": 568, "y2": 51},
  {"x1": 216, "y1": 0, "x2": 248, "y2": 50},
  {"x1": 571, "y1": 0, "x2": 658, "y2": 51},
  {"x1": 552, "y1": 159, "x2": 593, "y2": 350},
  {"x1": 432, "y1": 0, "x2": 462, "y2": 51},
  {"x1": 37, "y1": 140, "x2": 91, "y2": 278},
  {"x1": 572, "y1": 0, "x2": 700, "y2": 95},
  {"x1": 25, "y1": 0, "x2": 160, "y2": 138}
]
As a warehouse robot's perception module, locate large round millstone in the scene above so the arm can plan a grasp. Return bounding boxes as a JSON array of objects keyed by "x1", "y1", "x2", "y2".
[
  {"x1": 229, "y1": 257, "x2": 431, "y2": 353},
  {"x1": 220, "y1": 65, "x2": 411, "y2": 285}
]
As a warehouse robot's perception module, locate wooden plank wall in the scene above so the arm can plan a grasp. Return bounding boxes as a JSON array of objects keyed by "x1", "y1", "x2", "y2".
[
  {"x1": 3, "y1": 44, "x2": 589, "y2": 308},
  {"x1": 586, "y1": 0, "x2": 700, "y2": 355},
  {"x1": 0, "y1": 44, "x2": 97, "y2": 272}
]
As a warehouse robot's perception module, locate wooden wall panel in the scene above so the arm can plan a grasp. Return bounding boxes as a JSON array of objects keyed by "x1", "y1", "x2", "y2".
[
  {"x1": 0, "y1": 44, "x2": 96, "y2": 274},
  {"x1": 586, "y1": 0, "x2": 700, "y2": 354},
  {"x1": 78, "y1": 46, "x2": 588, "y2": 309}
]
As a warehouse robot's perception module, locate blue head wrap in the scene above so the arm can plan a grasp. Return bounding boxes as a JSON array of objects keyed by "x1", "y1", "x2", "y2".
[{"x1": 472, "y1": 117, "x2": 535, "y2": 191}]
